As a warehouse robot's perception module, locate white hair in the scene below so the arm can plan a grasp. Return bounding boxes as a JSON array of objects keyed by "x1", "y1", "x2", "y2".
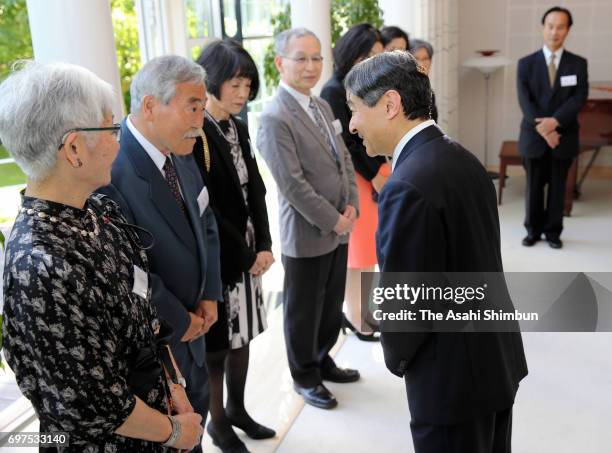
[
  {"x1": 0, "y1": 61, "x2": 115, "y2": 181},
  {"x1": 130, "y1": 55, "x2": 207, "y2": 114},
  {"x1": 274, "y1": 28, "x2": 321, "y2": 56}
]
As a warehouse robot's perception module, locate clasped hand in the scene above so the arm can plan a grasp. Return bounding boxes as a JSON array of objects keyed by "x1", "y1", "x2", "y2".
[
  {"x1": 180, "y1": 300, "x2": 218, "y2": 342},
  {"x1": 535, "y1": 117, "x2": 561, "y2": 149},
  {"x1": 334, "y1": 204, "x2": 357, "y2": 235}
]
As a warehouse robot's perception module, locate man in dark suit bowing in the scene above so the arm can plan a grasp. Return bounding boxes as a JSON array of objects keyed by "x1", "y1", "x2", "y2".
[
  {"x1": 100, "y1": 55, "x2": 222, "y2": 451},
  {"x1": 344, "y1": 51, "x2": 528, "y2": 453},
  {"x1": 517, "y1": 6, "x2": 588, "y2": 249}
]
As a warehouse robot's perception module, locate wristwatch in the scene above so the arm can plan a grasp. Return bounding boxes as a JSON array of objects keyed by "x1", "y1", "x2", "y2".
[{"x1": 162, "y1": 415, "x2": 181, "y2": 447}]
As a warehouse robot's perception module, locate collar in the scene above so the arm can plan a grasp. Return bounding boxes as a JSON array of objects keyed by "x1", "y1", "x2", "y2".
[
  {"x1": 126, "y1": 115, "x2": 167, "y2": 174},
  {"x1": 392, "y1": 119, "x2": 436, "y2": 172},
  {"x1": 542, "y1": 45, "x2": 564, "y2": 66},
  {"x1": 280, "y1": 80, "x2": 312, "y2": 113}
]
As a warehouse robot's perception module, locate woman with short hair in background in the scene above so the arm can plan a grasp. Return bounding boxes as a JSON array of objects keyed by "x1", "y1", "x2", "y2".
[{"x1": 381, "y1": 25, "x2": 409, "y2": 51}]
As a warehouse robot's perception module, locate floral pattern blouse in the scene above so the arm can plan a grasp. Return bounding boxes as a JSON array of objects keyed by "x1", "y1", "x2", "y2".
[{"x1": 2, "y1": 194, "x2": 169, "y2": 452}]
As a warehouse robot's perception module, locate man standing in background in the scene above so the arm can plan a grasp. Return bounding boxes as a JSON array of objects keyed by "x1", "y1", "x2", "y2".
[
  {"x1": 517, "y1": 6, "x2": 588, "y2": 249},
  {"x1": 257, "y1": 28, "x2": 360, "y2": 410}
]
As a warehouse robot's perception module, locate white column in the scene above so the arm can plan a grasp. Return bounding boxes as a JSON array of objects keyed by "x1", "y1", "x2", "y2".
[
  {"x1": 378, "y1": 0, "x2": 420, "y2": 39},
  {"x1": 290, "y1": 0, "x2": 332, "y2": 95},
  {"x1": 26, "y1": 0, "x2": 124, "y2": 120},
  {"x1": 135, "y1": 0, "x2": 188, "y2": 64}
]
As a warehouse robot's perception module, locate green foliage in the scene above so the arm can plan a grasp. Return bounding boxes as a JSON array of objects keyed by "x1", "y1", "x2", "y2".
[
  {"x1": 111, "y1": 0, "x2": 141, "y2": 112},
  {"x1": 262, "y1": 0, "x2": 383, "y2": 89},
  {"x1": 263, "y1": 4, "x2": 292, "y2": 90},
  {"x1": 0, "y1": 0, "x2": 33, "y2": 80},
  {"x1": 331, "y1": 0, "x2": 384, "y2": 44}
]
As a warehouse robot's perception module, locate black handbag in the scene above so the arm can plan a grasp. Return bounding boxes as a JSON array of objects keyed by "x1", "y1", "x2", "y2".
[{"x1": 127, "y1": 320, "x2": 174, "y2": 401}]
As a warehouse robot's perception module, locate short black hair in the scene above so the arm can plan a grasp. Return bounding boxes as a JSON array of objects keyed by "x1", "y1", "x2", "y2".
[
  {"x1": 333, "y1": 23, "x2": 382, "y2": 80},
  {"x1": 380, "y1": 26, "x2": 409, "y2": 49},
  {"x1": 344, "y1": 50, "x2": 432, "y2": 121},
  {"x1": 196, "y1": 39, "x2": 260, "y2": 101},
  {"x1": 541, "y1": 6, "x2": 573, "y2": 27}
]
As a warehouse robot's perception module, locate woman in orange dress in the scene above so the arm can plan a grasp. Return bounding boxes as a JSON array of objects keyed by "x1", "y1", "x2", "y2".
[{"x1": 321, "y1": 23, "x2": 388, "y2": 340}]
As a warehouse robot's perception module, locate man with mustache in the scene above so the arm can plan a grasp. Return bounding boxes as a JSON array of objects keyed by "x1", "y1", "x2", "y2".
[{"x1": 100, "y1": 55, "x2": 222, "y2": 452}]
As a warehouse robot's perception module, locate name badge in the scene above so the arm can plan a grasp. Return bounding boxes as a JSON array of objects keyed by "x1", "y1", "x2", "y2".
[
  {"x1": 332, "y1": 118, "x2": 343, "y2": 135},
  {"x1": 197, "y1": 186, "x2": 209, "y2": 216},
  {"x1": 132, "y1": 265, "x2": 148, "y2": 299},
  {"x1": 560, "y1": 75, "x2": 577, "y2": 87}
]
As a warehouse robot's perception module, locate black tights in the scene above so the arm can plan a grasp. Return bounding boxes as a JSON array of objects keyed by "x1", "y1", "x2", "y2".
[{"x1": 206, "y1": 344, "x2": 256, "y2": 442}]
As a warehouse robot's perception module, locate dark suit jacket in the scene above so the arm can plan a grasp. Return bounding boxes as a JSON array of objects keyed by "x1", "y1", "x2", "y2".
[
  {"x1": 192, "y1": 116, "x2": 272, "y2": 286},
  {"x1": 99, "y1": 120, "x2": 223, "y2": 366},
  {"x1": 517, "y1": 49, "x2": 588, "y2": 159},
  {"x1": 321, "y1": 71, "x2": 386, "y2": 181},
  {"x1": 377, "y1": 125, "x2": 528, "y2": 425}
]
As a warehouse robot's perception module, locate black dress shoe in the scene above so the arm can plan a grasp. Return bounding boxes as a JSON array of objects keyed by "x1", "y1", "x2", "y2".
[
  {"x1": 321, "y1": 365, "x2": 360, "y2": 383},
  {"x1": 226, "y1": 415, "x2": 276, "y2": 440},
  {"x1": 522, "y1": 234, "x2": 540, "y2": 246},
  {"x1": 206, "y1": 423, "x2": 250, "y2": 453},
  {"x1": 293, "y1": 383, "x2": 337, "y2": 409},
  {"x1": 547, "y1": 237, "x2": 563, "y2": 249}
]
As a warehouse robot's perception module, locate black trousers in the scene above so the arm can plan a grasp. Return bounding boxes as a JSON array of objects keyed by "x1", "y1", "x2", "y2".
[
  {"x1": 410, "y1": 408, "x2": 513, "y2": 453},
  {"x1": 281, "y1": 244, "x2": 348, "y2": 387},
  {"x1": 523, "y1": 152, "x2": 573, "y2": 240}
]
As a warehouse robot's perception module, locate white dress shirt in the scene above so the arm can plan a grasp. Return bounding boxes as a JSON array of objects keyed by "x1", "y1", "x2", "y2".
[
  {"x1": 126, "y1": 115, "x2": 184, "y2": 198},
  {"x1": 391, "y1": 120, "x2": 437, "y2": 172},
  {"x1": 543, "y1": 45, "x2": 563, "y2": 69}
]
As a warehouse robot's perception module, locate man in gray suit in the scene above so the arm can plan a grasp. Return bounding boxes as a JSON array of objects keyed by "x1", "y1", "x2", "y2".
[
  {"x1": 100, "y1": 56, "x2": 222, "y2": 451},
  {"x1": 257, "y1": 28, "x2": 360, "y2": 409}
]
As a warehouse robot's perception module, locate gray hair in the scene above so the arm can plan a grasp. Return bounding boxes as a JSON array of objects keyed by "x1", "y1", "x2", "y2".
[
  {"x1": 409, "y1": 39, "x2": 434, "y2": 59},
  {"x1": 344, "y1": 50, "x2": 432, "y2": 120},
  {"x1": 0, "y1": 61, "x2": 115, "y2": 181},
  {"x1": 130, "y1": 55, "x2": 207, "y2": 114},
  {"x1": 274, "y1": 28, "x2": 321, "y2": 56}
]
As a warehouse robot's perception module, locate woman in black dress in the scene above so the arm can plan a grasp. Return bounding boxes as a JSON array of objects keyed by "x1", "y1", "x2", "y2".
[
  {"x1": 194, "y1": 40, "x2": 275, "y2": 453},
  {"x1": 0, "y1": 62, "x2": 202, "y2": 452}
]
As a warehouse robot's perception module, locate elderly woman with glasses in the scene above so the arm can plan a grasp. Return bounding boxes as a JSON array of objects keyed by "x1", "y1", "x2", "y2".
[
  {"x1": 409, "y1": 38, "x2": 438, "y2": 122},
  {"x1": 0, "y1": 62, "x2": 203, "y2": 452}
]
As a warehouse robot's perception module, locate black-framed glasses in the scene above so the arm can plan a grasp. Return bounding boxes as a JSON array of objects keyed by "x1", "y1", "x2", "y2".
[{"x1": 58, "y1": 124, "x2": 121, "y2": 150}]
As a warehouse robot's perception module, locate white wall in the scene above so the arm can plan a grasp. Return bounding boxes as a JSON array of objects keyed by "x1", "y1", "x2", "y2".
[{"x1": 458, "y1": 0, "x2": 612, "y2": 169}]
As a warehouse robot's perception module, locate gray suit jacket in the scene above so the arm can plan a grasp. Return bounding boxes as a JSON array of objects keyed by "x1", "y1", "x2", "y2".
[{"x1": 257, "y1": 86, "x2": 358, "y2": 258}]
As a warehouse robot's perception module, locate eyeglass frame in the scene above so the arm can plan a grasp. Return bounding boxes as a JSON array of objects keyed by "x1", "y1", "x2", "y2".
[
  {"x1": 57, "y1": 124, "x2": 121, "y2": 150},
  {"x1": 280, "y1": 55, "x2": 325, "y2": 65}
]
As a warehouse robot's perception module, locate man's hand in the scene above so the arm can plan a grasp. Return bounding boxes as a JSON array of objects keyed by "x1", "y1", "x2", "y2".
[
  {"x1": 343, "y1": 204, "x2": 357, "y2": 221},
  {"x1": 372, "y1": 172, "x2": 388, "y2": 193},
  {"x1": 195, "y1": 300, "x2": 218, "y2": 333},
  {"x1": 249, "y1": 251, "x2": 275, "y2": 276},
  {"x1": 544, "y1": 130, "x2": 561, "y2": 149},
  {"x1": 535, "y1": 117, "x2": 559, "y2": 137},
  {"x1": 180, "y1": 312, "x2": 206, "y2": 342},
  {"x1": 333, "y1": 212, "x2": 354, "y2": 235}
]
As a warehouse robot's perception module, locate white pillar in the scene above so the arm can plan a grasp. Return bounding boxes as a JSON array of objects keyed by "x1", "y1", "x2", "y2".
[
  {"x1": 290, "y1": 0, "x2": 332, "y2": 95},
  {"x1": 378, "y1": 0, "x2": 421, "y2": 39},
  {"x1": 135, "y1": 0, "x2": 189, "y2": 64},
  {"x1": 26, "y1": 0, "x2": 125, "y2": 120}
]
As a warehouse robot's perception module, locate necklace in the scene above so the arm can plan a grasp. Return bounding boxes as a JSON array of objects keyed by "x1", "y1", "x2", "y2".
[
  {"x1": 205, "y1": 110, "x2": 240, "y2": 147},
  {"x1": 20, "y1": 206, "x2": 100, "y2": 238}
]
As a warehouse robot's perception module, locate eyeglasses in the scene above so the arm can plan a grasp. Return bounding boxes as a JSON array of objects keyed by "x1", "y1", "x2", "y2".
[
  {"x1": 281, "y1": 55, "x2": 324, "y2": 66},
  {"x1": 58, "y1": 124, "x2": 121, "y2": 150}
]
